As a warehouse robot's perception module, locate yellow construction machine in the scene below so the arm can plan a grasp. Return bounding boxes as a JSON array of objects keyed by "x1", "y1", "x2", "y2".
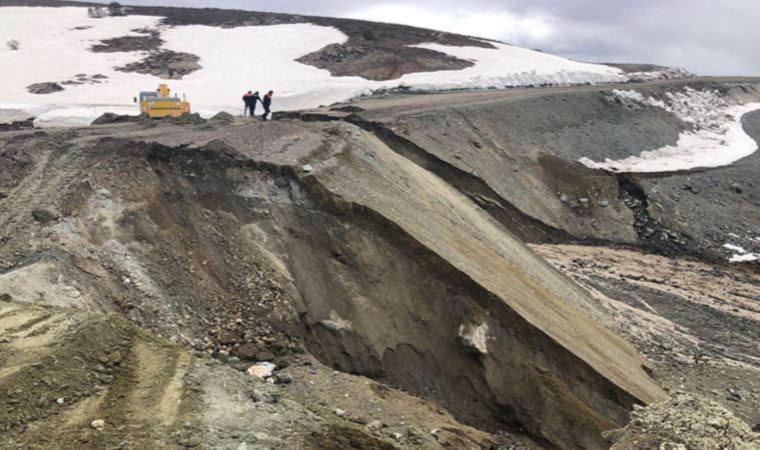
[{"x1": 135, "y1": 84, "x2": 191, "y2": 118}]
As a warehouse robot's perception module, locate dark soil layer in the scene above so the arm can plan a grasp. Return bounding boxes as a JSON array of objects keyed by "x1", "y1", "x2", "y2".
[
  {"x1": 116, "y1": 50, "x2": 201, "y2": 79},
  {"x1": 291, "y1": 78, "x2": 760, "y2": 262},
  {"x1": 0, "y1": 118, "x2": 34, "y2": 132},
  {"x1": 0, "y1": 116, "x2": 664, "y2": 449},
  {"x1": 90, "y1": 33, "x2": 162, "y2": 53},
  {"x1": 26, "y1": 82, "x2": 64, "y2": 94},
  {"x1": 306, "y1": 425, "x2": 398, "y2": 450}
]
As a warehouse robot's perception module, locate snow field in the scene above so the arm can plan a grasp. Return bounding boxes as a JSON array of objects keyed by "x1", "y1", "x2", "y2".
[
  {"x1": 1, "y1": 6, "x2": 625, "y2": 127},
  {"x1": 579, "y1": 88, "x2": 760, "y2": 172}
]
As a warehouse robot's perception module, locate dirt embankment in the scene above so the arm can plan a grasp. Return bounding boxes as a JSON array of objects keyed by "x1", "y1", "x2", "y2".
[
  {"x1": 290, "y1": 78, "x2": 760, "y2": 263},
  {"x1": 2, "y1": 78, "x2": 759, "y2": 448},
  {"x1": 0, "y1": 114, "x2": 666, "y2": 449}
]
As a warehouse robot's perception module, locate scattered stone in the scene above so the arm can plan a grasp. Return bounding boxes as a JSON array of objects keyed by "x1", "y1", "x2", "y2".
[
  {"x1": 0, "y1": 293, "x2": 12, "y2": 303},
  {"x1": 56, "y1": 398, "x2": 64, "y2": 405},
  {"x1": 260, "y1": 390, "x2": 280, "y2": 404},
  {"x1": 367, "y1": 420, "x2": 384, "y2": 430},
  {"x1": 727, "y1": 388, "x2": 743, "y2": 402},
  {"x1": 333, "y1": 408, "x2": 346, "y2": 417},
  {"x1": 91, "y1": 419, "x2": 105, "y2": 430},
  {"x1": 273, "y1": 373, "x2": 292, "y2": 384},
  {"x1": 219, "y1": 330, "x2": 241, "y2": 345},
  {"x1": 246, "y1": 362, "x2": 276, "y2": 380},
  {"x1": 27, "y1": 82, "x2": 64, "y2": 94},
  {"x1": 730, "y1": 182, "x2": 743, "y2": 194},
  {"x1": 32, "y1": 208, "x2": 59, "y2": 224},
  {"x1": 609, "y1": 392, "x2": 760, "y2": 449},
  {"x1": 598, "y1": 199, "x2": 610, "y2": 208},
  {"x1": 302, "y1": 164, "x2": 314, "y2": 173},
  {"x1": 234, "y1": 343, "x2": 258, "y2": 361}
]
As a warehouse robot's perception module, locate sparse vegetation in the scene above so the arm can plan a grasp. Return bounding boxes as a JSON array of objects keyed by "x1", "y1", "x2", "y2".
[{"x1": 6, "y1": 39, "x2": 19, "y2": 51}]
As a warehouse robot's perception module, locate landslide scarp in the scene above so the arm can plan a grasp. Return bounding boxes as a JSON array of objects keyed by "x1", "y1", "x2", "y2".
[
  {"x1": 299, "y1": 78, "x2": 760, "y2": 263},
  {"x1": 0, "y1": 117, "x2": 665, "y2": 449}
]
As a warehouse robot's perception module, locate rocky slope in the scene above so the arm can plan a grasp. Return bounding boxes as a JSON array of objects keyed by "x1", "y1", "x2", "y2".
[{"x1": 1, "y1": 76, "x2": 759, "y2": 449}]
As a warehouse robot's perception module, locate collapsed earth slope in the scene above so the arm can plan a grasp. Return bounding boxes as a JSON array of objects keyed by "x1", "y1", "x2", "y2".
[
  {"x1": 2, "y1": 76, "x2": 759, "y2": 449},
  {"x1": 0, "y1": 101, "x2": 666, "y2": 448}
]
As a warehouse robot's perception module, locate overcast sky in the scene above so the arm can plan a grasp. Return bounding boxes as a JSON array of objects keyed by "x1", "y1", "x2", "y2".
[{"x1": 91, "y1": 0, "x2": 760, "y2": 76}]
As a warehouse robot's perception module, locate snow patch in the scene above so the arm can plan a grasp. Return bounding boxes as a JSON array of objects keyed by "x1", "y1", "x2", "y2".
[
  {"x1": 580, "y1": 88, "x2": 760, "y2": 172},
  {"x1": 1, "y1": 6, "x2": 625, "y2": 127},
  {"x1": 723, "y1": 244, "x2": 760, "y2": 263},
  {"x1": 399, "y1": 42, "x2": 624, "y2": 90},
  {"x1": 458, "y1": 322, "x2": 489, "y2": 355}
]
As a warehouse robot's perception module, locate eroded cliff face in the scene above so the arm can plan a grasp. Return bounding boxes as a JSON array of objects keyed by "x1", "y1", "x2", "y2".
[
  {"x1": 0, "y1": 111, "x2": 664, "y2": 448},
  {"x1": 3, "y1": 78, "x2": 759, "y2": 449},
  {"x1": 299, "y1": 79, "x2": 760, "y2": 261}
]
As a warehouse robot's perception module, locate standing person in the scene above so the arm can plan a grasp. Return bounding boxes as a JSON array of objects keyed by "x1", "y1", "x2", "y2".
[
  {"x1": 242, "y1": 91, "x2": 259, "y2": 117},
  {"x1": 262, "y1": 90, "x2": 273, "y2": 121}
]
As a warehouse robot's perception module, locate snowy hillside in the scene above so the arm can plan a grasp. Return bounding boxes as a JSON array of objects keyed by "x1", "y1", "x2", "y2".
[
  {"x1": 0, "y1": 6, "x2": 626, "y2": 127},
  {"x1": 580, "y1": 88, "x2": 760, "y2": 172}
]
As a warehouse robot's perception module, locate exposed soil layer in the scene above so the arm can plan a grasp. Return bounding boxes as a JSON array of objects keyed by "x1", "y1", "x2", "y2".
[
  {"x1": 290, "y1": 77, "x2": 760, "y2": 262},
  {"x1": 297, "y1": 44, "x2": 474, "y2": 82},
  {"x1": 0, "y1": 115, "x2": 663, "y2": 449},
  {"x1": 2, "y1": 76, "x2": 759, "y2": 449},
  {"x1": 26, "y1": 82, "x2": 64, "y2": 94},
  {"x1": 0, "y1": 118, "x2": 34, "y2": 132},
  {"x1": 90, "y1": 32, "x2": 163, "y2": 53},
  {"x1": 2, "y1": 300, "x2": 469, "y2": 449},
  {"x1": 117, "y1": 50, "x2": 202, "y2": 80}
]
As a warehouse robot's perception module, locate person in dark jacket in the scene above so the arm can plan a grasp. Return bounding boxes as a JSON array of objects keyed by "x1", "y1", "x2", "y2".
[
  {"x1": 262, "y1": 91, "x2": 273, "y2": 121},
  {"x1": 242, "y1": 91, "x2": 260, "y2": 117}
]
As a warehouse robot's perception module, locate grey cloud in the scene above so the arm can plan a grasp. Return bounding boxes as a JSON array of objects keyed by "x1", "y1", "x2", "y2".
[{"x1": 92, "y1": 0, "x2": 760, "y2": 75}]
